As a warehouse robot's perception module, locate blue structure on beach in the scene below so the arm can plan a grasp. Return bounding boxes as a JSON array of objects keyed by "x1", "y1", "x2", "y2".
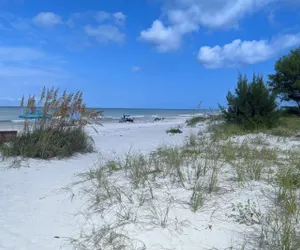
[{"x1": 18, "y1": 109, "x2": 52, "y2": 120}]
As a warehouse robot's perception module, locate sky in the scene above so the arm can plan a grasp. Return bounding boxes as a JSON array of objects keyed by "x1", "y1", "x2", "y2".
[{"x1": 0, "y1": 0, "x2": 300, "y2": 109}]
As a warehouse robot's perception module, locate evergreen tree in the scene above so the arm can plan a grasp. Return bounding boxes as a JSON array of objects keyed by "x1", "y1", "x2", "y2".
[
  {"x1": 221, "y1": 74, "x2": 278, "y2": 128},
  {"x1": 268, "y1": 47, "x2": 300, "y2": 108}
]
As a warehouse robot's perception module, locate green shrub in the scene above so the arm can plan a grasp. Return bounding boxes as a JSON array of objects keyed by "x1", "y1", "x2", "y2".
[
  {"x1": 166, "y1": 128, "x2": 182, "y2": 134},
  {"x1": 0, "y1": 126, "x2": 93, "y2": 159},
  {"x1": 186, "y1": 116, "x2": 207, "y2": 127},
  {"x1": 220, "y1": 74, "x2": 278, "y2": 129},
  {"x1": 0, "y1": 87, "x2": 99, "y2": 160}
]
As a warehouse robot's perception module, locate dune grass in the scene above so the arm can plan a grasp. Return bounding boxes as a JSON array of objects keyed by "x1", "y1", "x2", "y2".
[
  {"x1": 0, "y1": 127, "x2": 93, "y2": 159},
  {"x1": 209, "y1": 114, "x2": 300, "y2": 141},
  {"x1": 0, "y1": 87, "x2": 97, "y2": 160},
  {"x1": 186, "y1": 116, "x2": 207, "y2": 127},
  {"x1": 67, "y1": 112, "x2": 300, "y2": 250}
]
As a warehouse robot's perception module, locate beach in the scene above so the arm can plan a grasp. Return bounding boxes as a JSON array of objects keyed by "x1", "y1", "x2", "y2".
[
  {"x1": 1, "y1": 116, "x2": 300, "y2": 250},
  {"x1": 0, "y1": 117, "x2": 197, "y2": 250}
]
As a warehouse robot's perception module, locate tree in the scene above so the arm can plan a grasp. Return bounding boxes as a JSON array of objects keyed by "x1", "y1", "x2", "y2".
[
  {"x1": 268, "y1": 47, "x2": 300, "y2": 108},
  {"x1": 221, "y1": 74, "x2": 278, "y2": 128}
]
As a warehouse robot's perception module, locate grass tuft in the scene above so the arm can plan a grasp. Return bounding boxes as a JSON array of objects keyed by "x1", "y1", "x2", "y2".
[
  {"x1": 0, "y1": 127, "x2": 93, "y2": 159},
  {"x1": 186, "y1": 116, "x2": 207, "y2": 127},
  {"x1": 166, "y1": 128, "x2": 182, "y2": 134}
]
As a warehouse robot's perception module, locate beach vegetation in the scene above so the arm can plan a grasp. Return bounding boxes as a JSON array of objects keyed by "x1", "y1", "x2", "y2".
[
  {"x1": 0, "y1": 127, "x2": 93, "y2": 159},
  {"x1": 166, "y1": 127, "x2": 182, "y2": 134},
  {"x1": 220, "y1": 74, "x2": 278, "y2": 130},
  {"x1": 69, "y1": 129, "x2": 300, "y2": 250},
  {"x1": 0, "y1": 87, "x2": 96, "y2": 159},
  {"x1": 268, "y1": 47, "x2": 300, "y2": 109},
  {"x1": 209, "y1": 113, "x2": 300, "y2": 140},
  {"x1": 186, "y1": 116, "x2": 207, "y2": 127}
]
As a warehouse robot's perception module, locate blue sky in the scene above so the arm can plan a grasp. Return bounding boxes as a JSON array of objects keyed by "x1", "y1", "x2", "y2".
[{"x1": 0, "y1": 0, "x2": 300, "y2": 109}]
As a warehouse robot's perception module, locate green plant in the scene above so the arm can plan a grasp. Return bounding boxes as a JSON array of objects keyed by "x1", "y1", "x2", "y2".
[
  {"x1": 222, "y1": 141, "x2": 277, "y2": 183},
  {"x1": 277, "y1": 169, "x2": 300, "y2": 190},
  {"x1": 220, "y1": 74, "x2": 278, "y2": 129},
  {"x1": 187, "y1": 133, "x2": 197, "y2": 147},
  {"x1": 124, "y1": 153, "x2": 149, "y2": 188},
  {"x1": 228, "y1": 200, "x2": 262, "y2": 226},
  {"x1": 0, "y1": 87, "x2": 97, "y2": 159},
  {"x1": 186, "y1": 116, "x2": 207, "y2": 127},
  {"x1": 210, "y1": 122, "x2": 247, "y2": 141},
  {"x1": 0, "y1": 127, "x2": 93, "y2": 159},
  {"x1": 190, "y1": 182, "x2": 205, "y2": 212},
  {"x1": 259, "y1": 210, "x2": 300, "y2": 250},
  {"x1": 268, "y1": 47, "x2": 300, "y2": 108},
  {"x1": 208, "y1": 165, "x2": 219, "y2": 193},
  {"x1": 166, "y1": 128, "x2": 182, "y2": 134},
  {"x1": 276, "y1": 167, "x2": 300, "y2": 217}
]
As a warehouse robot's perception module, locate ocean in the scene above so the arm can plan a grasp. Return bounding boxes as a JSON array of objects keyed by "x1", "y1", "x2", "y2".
[{"x1": 0, "y1": 106, "x2": 218, "y2": 128}]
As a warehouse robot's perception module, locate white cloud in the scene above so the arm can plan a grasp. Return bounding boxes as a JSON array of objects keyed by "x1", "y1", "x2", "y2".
[
  {"x1": 140, "y1": 0, "x2": 281, "y2": 52},
  {"x1": 140, "y1": 20, "x2": 181, "y2": 52},
  {"x1": 67, "y1": 11, "x2": 126, "y2": 27},
  {"x1": 33, "y1": 12, "x2": 62, "y2": 27},
  {"x1": 84, "y1": 24, "x2": 125, "y2": 44},
  {"x1": 0, "y1": 46, "x2": 45, "y2": 61},
  {"x1": 95, "y1": 11, "x2": 110, "y2": 22},
  {"x1": 197, "y1": 33, "x2": 300, "y2": 68},
  {"x1": 131, "y1": 66, "x2": 141, "y2": 72},
  {"x1": 113, "y1": 12, "x2": 126, "y2": 25}
]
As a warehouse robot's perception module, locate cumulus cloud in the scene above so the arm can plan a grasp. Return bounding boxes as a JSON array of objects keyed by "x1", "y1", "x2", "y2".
[
  {"x1": 84, "y1": 24, "x2": 125, "y2": 44},
  {"x1": 33, "y1": 12, "x2": 62, "y2": 27},
  {"x1": 197, "y1": 33, "x2": 300, "y2": 68},
  {"x1": 140, "y1": 20, "x2": 182, "y2": 52},
  {"x1": 131, "y1": 66, "x2": 141, "y2": 72},
  {"x1": 140, "y1": 0, "x2": 283, "y2": 52}
]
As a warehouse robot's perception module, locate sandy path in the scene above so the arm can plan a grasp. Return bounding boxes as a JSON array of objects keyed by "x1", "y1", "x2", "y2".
[{"x1": 0, "y1": 119, "x2": 195, "y2": 250}]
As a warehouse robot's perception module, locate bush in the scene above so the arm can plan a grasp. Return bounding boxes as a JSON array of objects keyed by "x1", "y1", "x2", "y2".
[
  {"x1": 186, "y1": 116, "x2": 207, "y2": 127},
  {"x1": 268, "y1": 114, "x2": 300, "y2": 137},
  {"x1": 0, "y1": 87, "x2": 97, "y2": 159},
  {"x1": 221, "y1": 74, "x2": 278, "y2": 129},
  {"x1": 0, "y1": 127, "x2": 93, "y2": 159},
  {"x1": 166, "y1": 128, "x2": 182, "y2": 134}
]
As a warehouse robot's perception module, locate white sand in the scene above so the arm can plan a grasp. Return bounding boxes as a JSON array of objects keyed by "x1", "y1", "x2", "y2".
[
  {"x1": 1, "y1": 119, "x2": 299, "y2": 250},
  {"x1": 0, "y1": 118, "x2": 198, "y2": 250}
]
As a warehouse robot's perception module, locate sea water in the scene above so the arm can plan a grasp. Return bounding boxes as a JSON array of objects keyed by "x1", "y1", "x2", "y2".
[{"x1": 0, "y1": 106, "x2": 218, "y2": 128}]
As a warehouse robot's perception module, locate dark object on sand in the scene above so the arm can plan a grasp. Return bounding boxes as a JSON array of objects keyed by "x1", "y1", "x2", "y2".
[
  {"x1": 119, "y1": 115, "x2": 134, "y2": 123},
  {"x1": 166, "y1": 128, "x2": 182, "y2": 134},
  {"x1": 154, "y1": 117, "x2": 165, "y2": 122},
  {"x1": 0, "y1": 130, "x2": 18, "y2": 143}
]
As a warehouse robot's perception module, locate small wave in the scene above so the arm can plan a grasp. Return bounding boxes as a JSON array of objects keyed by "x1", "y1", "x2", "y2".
[
  {"x1": 0, "y1": 119, "x2": 13, "y2": 123},
  {"x1": 178, "y1": 114, "x2": 197, "y2": 117},
  {"x1": 12, "y1": 119, "x2": 25, "y2": 123},
  {"x1": 130, "y1": 115, "x2": 145, "y2": 118},
  {"x1": 102, "y1": 116, "x2": 121, "y2": 120}
]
